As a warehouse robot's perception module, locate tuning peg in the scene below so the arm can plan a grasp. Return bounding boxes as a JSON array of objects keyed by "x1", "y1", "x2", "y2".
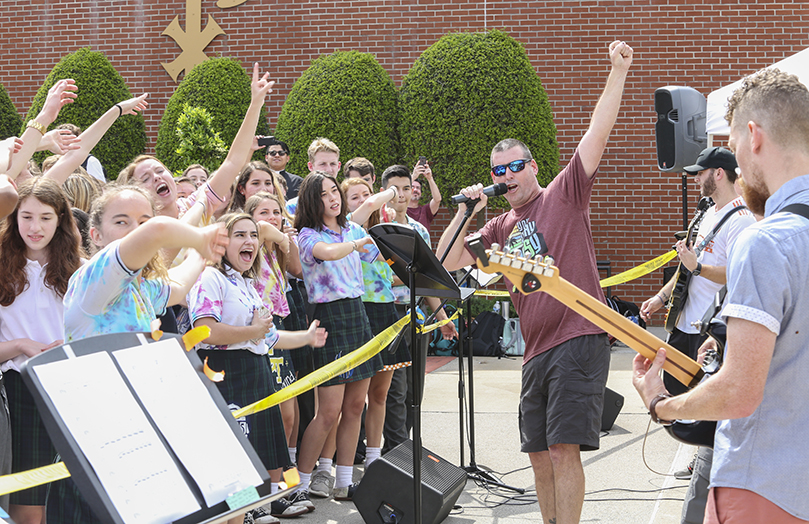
[
  {"x1": 543, "y1": 255, "x2": 556, "y2": 266},
  {"x1": 491, "y1": 243, "x2": 501, "y2": 252}
]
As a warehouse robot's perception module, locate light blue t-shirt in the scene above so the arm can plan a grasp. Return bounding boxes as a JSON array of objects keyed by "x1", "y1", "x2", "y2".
[{"x1": 713, "y1": 174, "x2": 809, "y2": 519}]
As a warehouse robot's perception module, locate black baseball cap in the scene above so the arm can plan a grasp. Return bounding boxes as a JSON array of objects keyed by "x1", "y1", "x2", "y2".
[{"x1": 684, "y1": 147, "x2": 737, "y2": 175}]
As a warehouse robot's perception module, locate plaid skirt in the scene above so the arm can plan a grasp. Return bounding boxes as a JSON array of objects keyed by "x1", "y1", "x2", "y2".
[
  {"x1": 197, "y1": 349, "x2": 290, "y2": 471},
  {"x1": 312, "y1": 297, "x2": 380, "y2": 387},
  {"x1": 6, "y1": 369, "x2": 57, "y2": 505},
  {"x1": 47, "y1": 475, "x2": 104, "y2": 524},
  {"x1": 364, "y1": 301, "x2": 410, "y2": 368},
  {"x1": 285, "y1": 281, "x2": 313, "y2": 374}
]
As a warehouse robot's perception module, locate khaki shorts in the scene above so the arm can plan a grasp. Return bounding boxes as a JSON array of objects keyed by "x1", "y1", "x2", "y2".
[{"x1": 519, "y1": 334, "x2": 610, "y2": 453}]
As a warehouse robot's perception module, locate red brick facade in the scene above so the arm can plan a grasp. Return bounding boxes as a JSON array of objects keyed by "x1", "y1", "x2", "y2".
[{"x1": 3, "y1": 1, "x2": 808, "y2": 320}]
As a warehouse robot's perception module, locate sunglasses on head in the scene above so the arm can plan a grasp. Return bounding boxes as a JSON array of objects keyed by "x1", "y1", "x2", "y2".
[{"x1": 267, "y1": 150, "x2": 287, "y2": 157}]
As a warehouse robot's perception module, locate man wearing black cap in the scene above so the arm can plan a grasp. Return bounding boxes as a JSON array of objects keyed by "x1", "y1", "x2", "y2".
[{"x1": 639, "y1": 146, "x2": 755, "y2": 524}]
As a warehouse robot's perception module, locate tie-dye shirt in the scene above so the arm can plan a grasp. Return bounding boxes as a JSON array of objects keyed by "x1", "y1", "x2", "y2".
[
  {"x1": 346, "y1": 212, "x2": 395, "y2": 304},
  {"x1": 392, "y1": 217, "x2": 431, "y2": 304},
  {"x1": 253, "y1": 248, "x2": 291, "y2": 317},
  {"x1": 298, "y1": 221, "x2": 380, "y2": 303},
  {"x1": 187, "y1": 266, "x2": 279, "y2": 354},
  {"x1": 63, "y1": 240, "x2": 170, "y2": 342}
]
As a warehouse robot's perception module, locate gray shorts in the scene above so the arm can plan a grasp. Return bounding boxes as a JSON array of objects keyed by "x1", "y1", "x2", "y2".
[{"x1": 519, "y1": 334, "x2": 610, "y2": 453}]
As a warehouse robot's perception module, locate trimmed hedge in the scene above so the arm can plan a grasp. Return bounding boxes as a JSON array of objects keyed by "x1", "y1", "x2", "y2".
[
  {"x1": 275, "y1": 51, "x2": 399, "y2": 178},
  {"x1": 156, "y1": 57, "x2": 271, "y2": 174},
  {"x1": 0, "y1": 83, "x2": 22, "y2": 141},
  {"x1": 399, "y1": 30, "x2": 558, "y2": 208},
  {"x1": 174, "y1": 104, "x2": 228, "y2": 174},
  {"x1": 22, "y1": 47, "x2": 146, "y2": 178}
]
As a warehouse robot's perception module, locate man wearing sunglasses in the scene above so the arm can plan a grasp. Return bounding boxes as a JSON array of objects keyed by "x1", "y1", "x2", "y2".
[
  {"x1": 437, "y1": 40, "x2": 633, "y2": 524},
  {"x1": 265, "y1": 137, "x2": 302, "y2": 200}
]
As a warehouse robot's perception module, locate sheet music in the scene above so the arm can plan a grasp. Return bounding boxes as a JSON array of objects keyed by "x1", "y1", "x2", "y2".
[
  {"x1": 34, "y1": 351, "x2": 200, "y2": 524},
  {"x1": 114, "y1": 339, "x2": 263, "y2": 507}
]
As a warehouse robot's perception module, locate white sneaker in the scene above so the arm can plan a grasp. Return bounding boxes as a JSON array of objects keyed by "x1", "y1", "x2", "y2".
[
  {"x1": 286, "y1": 489, "x2": 315, "y2": 513},
  {"x1": 309, "y1": 470, "x2": 335, "y2": 498},
  {"x1": 251, "y1": 505, "x2": 280, "y2": 524}
]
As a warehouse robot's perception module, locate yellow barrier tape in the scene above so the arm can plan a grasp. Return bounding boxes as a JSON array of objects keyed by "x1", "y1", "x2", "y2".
[
  {"x1": 233, "y1": 315, "x2": 411, "y2": 418},
  {"x1": 0, "y1": 312, "x2": 454, "y2": 496},
  {"x1": 419, "y1": 310, "x2": 459, "y2": 334},
  {"x1": 0, "y1": 462, "x2": 70, "y2": 497},
  {"x1": 474, "y1": 289, "x2": 510, "y2": 298},
  {"x1": 599, "y1": 250, "x2": 677, "y2": 288}
]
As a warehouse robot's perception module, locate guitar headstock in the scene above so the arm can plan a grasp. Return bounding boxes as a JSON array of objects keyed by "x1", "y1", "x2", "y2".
[{"x1": 467, "y1": 236, "x2": 560, "y2": 295}]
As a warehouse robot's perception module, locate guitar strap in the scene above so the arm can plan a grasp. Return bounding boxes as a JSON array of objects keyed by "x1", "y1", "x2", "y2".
[
  {"x1": 693, "y1": 204, "x2": 749, "y2": 256},
  {"x1": 781, "y1": 203, "x2": 809, "y2": 220}
]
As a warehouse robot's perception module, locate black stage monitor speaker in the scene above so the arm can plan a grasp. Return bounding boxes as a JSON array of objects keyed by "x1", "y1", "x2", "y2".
[
  {"x1": 354, "y1": 440, "x2": 466, "y2": 524},
  {"x1": 655, "y1": 86, "x2": 707, "y2": 172},
  {"x1": 601, "y1": 386, "x2": 624, "y2": 431}
]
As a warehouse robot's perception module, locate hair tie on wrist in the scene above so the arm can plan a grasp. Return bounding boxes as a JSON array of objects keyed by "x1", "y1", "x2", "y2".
[{"x1": 115, "y1": 103, "x2": 123, "y2": 117}]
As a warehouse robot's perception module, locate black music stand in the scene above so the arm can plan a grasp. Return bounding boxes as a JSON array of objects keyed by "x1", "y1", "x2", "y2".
[
  {"x1": 370, "y1": 223, "x2": 473, "y2": 524},
  {"x1": 20, "y1": 332, "x2": 281, "y2": 524}
]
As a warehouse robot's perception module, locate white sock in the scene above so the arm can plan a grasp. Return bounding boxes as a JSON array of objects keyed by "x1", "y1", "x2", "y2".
[
  {"x1": 317, "y1": 457, "x2": 333, "y2": 474},
  {"x1": 298, "y1": 471, "x2": 311, "y2": 493},
  {"x1": 271, "y1": 482, "x2": 279, "y2": 495},
  {"x1": 365, "y1": 447, "x2": 381, "y2": 467},
  {"x1": 335, "y1": 465, "x2": 353, "y2": 489},
  {"x1": 288, "y1": 447, "x2": 297, "y2": 464}
]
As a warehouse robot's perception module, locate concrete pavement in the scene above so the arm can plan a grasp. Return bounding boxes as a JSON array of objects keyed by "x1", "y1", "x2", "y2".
[{"x1": 304, "y1": 326, "x2": 697, "y2": 523}]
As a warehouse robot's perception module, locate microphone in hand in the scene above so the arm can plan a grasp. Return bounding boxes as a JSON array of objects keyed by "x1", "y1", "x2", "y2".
[{"x1": 451, "y1": 182, "x2": 508, "y2": 205}]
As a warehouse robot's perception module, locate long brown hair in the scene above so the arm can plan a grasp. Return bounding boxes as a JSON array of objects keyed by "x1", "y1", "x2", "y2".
[
  {"x1": 0, "y1": 178, "x2": 83, "y2": 306},
  {"x1": 244, "y1": 192, "x2": 290, "y2": 279},
  {"x1": 88, "y1": 184, "x2": 169, "y2": 282},
  {"x1": 294, "y1": 171, "x2": 347, "y2": 231}
]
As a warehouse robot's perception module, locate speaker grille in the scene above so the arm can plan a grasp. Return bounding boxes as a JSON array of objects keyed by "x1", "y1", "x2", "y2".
[{"x1": 385, "y1": 443, "x2": 467, "y2": 496}]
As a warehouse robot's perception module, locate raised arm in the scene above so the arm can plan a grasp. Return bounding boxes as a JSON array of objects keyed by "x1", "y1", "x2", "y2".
[
  {"x1": 6, "y1": 79, "x2": 77, "y2": 179},
  {"x1": 118, "y1": 218, "x2": 228, "y2": 273},
  {"x1": 349, "y1": 186, "x2": 396, "y2": 226},
  {"x1": 46, "y1": 94, "x2": 148, "y2": 185},
  {"x1": 415, "y1": 161, "x2": 442, "y2": 215},
  {"x1": 0, "y1": 175, "x2": 18, "y2": 220},
  {"x1": 577, "y1": 40, "x2": 633, "y2": 178},
  {"x1": 206, "y1": 63, "x2": 275, "y2": 199},
  {"x1": 436, "y1": 184, "x2": 487, "y2": 271}
]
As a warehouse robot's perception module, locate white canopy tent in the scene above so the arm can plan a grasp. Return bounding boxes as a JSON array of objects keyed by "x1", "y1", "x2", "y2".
[{"x1": 706, "y1": 46, "x2": 809, "y2": 144}]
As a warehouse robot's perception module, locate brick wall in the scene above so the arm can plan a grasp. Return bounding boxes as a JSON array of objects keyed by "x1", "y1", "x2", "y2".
[{"x1": 3, "y1": 0, "x2": 808, "y2": 323}]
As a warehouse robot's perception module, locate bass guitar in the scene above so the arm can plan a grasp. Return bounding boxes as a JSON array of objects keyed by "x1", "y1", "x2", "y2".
[
  {"x1": 467, "y1": 238, "x2": 704, "y2": 388},
  {"x1": 664, "y1": 197, "x2": 713, "y2": 333}
]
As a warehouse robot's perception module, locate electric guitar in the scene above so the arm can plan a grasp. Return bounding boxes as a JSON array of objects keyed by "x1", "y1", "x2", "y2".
[
  {"x1": 467, "y1": 238, "x2": 704, "y2": 388},
  {"x1": 664, "y1": 197, "x2": 713, "y2": 333}
]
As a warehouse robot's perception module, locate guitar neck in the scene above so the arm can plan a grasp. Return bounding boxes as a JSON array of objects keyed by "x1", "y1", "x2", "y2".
[{"x1": 482, "y1": 251, "x2": 704, "y2": 388}]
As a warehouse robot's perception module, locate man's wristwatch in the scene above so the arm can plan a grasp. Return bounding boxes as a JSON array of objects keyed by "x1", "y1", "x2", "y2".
[
  {"x1": 691, "y1": 262, "x2": 702, "y2": 277},
  {"x1": 649, "y1": 393, "x2": 674, "y2": 426}
]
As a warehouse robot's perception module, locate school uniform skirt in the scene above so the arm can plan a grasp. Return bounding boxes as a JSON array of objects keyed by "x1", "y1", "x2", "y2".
[
  {"x1": 364, "y1": 301, "x2": 410, "y2": 369},
  {"x1": 6, "y1": 369, "x2": 57, "y2": 505},
  {"x1": 197, "y1": 349, "x2": 289, "y2": 471},
  {"x1": 311, "y1": 297, "x2": 380, "y2": 387},
  {"x1": 269, "y1": 315, "x2": 296, "y2": 393},
  {"x1": 285, "y1": 280, "x2": 313, "y2": 373}
]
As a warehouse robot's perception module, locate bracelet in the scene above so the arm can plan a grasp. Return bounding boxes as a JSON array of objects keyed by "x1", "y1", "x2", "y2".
[
  {"x1": 350, "y1": 240, "x2": 357, "y2": 251},
  {"x1": 26, "y1": 120, "x2": 46, "y2": 135},
  {"x1": 114, "y1": 103, "x2": 123, "y2": 117},
  {"x1": 656, "y1": 294, "x2": 667, "y2": 305},
  {"x1": 649, "y1": 393, "x2": 674, "y2": 425}
]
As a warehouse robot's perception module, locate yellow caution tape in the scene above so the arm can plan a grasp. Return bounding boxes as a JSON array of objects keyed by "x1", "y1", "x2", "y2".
[
  {"x1": 598, "y1": 250, "x2": 677, "y2": 288},
  {"x1": 474, "y1": 289, "x2": 510, "y2": 298},
  {"x1": 233, "y1": 315, "x2": 411, "y2": 418},
  {"x1": 0, "y1": 462, "x2": 70, "y2": 497}
]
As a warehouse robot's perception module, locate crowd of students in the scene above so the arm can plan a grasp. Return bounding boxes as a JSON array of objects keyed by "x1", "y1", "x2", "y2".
[{"x1": 0, "y1": 64, "x2": 456, "y2": 524}]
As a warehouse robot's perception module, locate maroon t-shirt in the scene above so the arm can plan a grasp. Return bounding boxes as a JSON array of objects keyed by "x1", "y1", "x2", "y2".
[
  {"x1": 407, "y1": 203, "x2": 435, "y2": 233},
  {"x1": 465, "y1": 149, "x2": 606, "y2": 364}
]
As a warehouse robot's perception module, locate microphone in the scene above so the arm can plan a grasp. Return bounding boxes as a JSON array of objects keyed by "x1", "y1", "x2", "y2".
[{"x1": 451, "y1": 182, "x2": 508, "y2": 205}]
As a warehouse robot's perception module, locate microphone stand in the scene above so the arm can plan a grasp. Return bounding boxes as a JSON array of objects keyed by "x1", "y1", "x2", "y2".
[{"x1": 432, "y1": 201, "x2": 524, "y2": 494}]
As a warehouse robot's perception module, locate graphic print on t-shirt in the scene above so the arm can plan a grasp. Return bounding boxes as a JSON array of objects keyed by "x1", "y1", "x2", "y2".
[{"x1": 505, "y1": 219, "x2": 547, "y2": 259}]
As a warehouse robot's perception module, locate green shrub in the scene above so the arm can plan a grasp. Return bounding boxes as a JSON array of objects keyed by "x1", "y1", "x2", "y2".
[
  {"x1": 156, "y1": 57, "x2": 271, "y2": 174},
  {"x1": 399, "y1": 30, "x2": 559, "y2": 208},
  {"x1": 22, "y1": 47, "x2": 146, "y2": 178},
  {"x1": 0, "y1": 83, "x2": 22, "y2": 141},
  {"x1": 275, "y1": 51, "x2": 399, "y2": 178},
  {"x1": 174, "y1": 104, "x2": 228, "y2": 174}
]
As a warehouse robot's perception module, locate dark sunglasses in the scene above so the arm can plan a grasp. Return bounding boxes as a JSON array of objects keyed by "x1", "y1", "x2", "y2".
[
  {"x1": 267, "y1": 150, "x2": 287, "y2": 157},
  {"x1": 492, "y1": 159, "x2": 532, "y2": 177}
]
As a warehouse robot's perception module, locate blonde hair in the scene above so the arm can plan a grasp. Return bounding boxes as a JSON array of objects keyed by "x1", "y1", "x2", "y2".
[
  {"x1": 307, "y1": 137, "x2": 340, "y2": 164},
  {"x1": 63, "y1": 167, "x2": 104, "y2": 212}
]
